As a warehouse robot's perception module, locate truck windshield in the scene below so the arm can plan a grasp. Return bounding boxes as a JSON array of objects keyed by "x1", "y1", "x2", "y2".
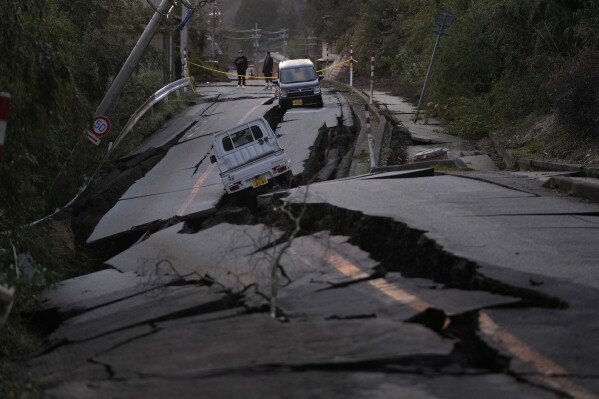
[{"x1": 280, "y1": 66, "x2": 318, "y2": 83}]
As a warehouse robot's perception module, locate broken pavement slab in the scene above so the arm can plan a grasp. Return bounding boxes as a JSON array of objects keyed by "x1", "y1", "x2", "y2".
[
  {"x1": 401, "y1": 120, "x2": 464, "y2": 144},
  {"x1": 382, "y1": 273, "x2": 520, "y2": 316},
  {"x1": 93, "y1": 313, "x2": 453, "y2": 377},
  {"x1": 107, "y1": 225, "x2": 386, "y2": 309},
  {"x1": 106, "y1": 222, "x2": 284, "y2": 296},
  {"x1": 43, "y1": 370, "x2": 559, "y2": 399},
  {"x1": 48, "y1": 284, "x2": 232, "y2": 343},
  {"x1": 27, "y1": 309, "x2": 246, "y2": 390},
  {"x1": 284, "y1": 175, "x2": 599, "y2": 290},
  {"x1": 42, "y1": 268, "x2": 179, "y2": 317}
]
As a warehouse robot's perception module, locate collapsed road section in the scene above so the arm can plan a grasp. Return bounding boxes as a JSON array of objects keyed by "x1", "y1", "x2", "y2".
[
  {"x1": 27, "y1": 85, "x2": 599, "y2": 398},
  {"x1": 79, "y1": 86, "x2": 353, "y2": 251},
  {"x1": 30, "y1": 171, "x2": 599, "y2": 398}
]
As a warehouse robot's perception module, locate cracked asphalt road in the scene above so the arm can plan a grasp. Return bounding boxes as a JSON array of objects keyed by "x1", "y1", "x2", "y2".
[{"x1": 29, "y1": 82, "x2": 599, "y2": 399}]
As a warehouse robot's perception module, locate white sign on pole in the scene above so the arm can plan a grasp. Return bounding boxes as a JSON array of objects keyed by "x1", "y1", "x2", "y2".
[{"x1": 86, "y1": 130, "x2": 101, "y2": 146}]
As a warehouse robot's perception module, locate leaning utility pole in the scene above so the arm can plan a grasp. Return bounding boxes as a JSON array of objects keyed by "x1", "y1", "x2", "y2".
[
  {"x1": 94, "y1": 0, "x2": 173, "y2": 119},
  {"x1": 414, "y1": 10, "x2": 453, "y2": 123}
]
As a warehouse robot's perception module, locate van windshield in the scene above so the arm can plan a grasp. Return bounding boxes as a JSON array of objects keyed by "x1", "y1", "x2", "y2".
[{"x1": 280, "y1": 66, "x2": 318, "y2": 83}]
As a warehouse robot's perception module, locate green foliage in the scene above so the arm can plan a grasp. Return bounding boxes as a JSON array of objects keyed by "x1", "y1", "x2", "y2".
[
  {"x1": 303, "y1": 0, "x2": 599, "y2": 140},
  {"x1": 549, "y1": 49, "x2": 599, "y2": 137},
  {"x1": 235, "y1": 0, "x2": 281, "y2": 30},
  {"x1": 0, "y1": 0, "x2": 159, "y2": 227}
]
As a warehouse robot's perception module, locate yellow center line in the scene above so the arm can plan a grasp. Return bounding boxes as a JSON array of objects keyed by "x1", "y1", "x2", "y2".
[
  {"x1": 323, "y1": 250, "x2": 597, "y2": 398},
  {"x1": 239, "y1": 104, "x2": 262, "y2": 124},
  {"x1": 176, "y1": 163, "x2": 215, "y2": 217},
  {"x1": 326, "y1": 253, "x2": 430, "y2": 312},
  {"x1": 479, "y1": 312, "x2": 597, "y2": 399}
]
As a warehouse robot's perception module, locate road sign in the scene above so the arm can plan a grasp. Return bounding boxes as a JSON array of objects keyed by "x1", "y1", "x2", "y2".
[
  {"x1": 435, "y1": 10, "x2": 454, "y2": 35},
  {"x1": 86, "y1": 129, "x2": 101, "y2": 146},
  {"x1": 92, "y1": 115, "x2": 111, "y2": 137}
]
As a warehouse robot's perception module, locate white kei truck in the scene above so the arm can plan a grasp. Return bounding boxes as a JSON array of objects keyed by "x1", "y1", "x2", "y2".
[{"x1": 210, "y1": 117, "x2": 292, "y2": 194}]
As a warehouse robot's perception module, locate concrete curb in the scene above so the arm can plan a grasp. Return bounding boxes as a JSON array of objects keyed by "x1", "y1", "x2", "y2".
[
  {"x1": 542, "y1": 176, "x2": 599, "y2": 203},
  {"x1": 340, "y1": 83, "x2": 388, "y2": 170},
  {"x1": 489, "y1": 132, "x2": 518, "y2": 170},
  {"x1": 371, "y1": 159, "x2": 466, "y2": 174}
]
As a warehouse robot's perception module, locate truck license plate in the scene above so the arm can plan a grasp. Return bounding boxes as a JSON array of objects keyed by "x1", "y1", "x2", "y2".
[
  {"x1": 292, "y1": 99, "x2": 303, "y2": 106},
  {"x1": 251, "y1": 175, "x2": 268, "y2": 188}
]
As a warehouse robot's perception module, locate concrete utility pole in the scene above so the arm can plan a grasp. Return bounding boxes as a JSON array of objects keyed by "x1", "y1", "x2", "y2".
[
  {"x1": 306, "y1": 31, "x2": 317, "y2": 59},
  {"x1": 252, "y1": 23, "x2": 261, "y2": 74},
  {"x1": 211, "y1": 1, "x2": 215, "y2": 58},
  {"x1": 94, "y1": 0, "x2": 172, "y2": 118},
  {"x1": 181, "y1": 6, "x2": 189, "y2": 77},
  {"x1": 210, "y1": 1, "x2": 221, "y2": 58},
  {"x1": 414, "y1": 10, "x2": 453, "y2": 123},
  {"x1": 282, "y1": 26, "x2": 288, "y2": 58}
]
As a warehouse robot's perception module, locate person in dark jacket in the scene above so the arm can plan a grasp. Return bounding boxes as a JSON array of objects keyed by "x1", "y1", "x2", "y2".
[
  {"x1": 234, "y1": 50, "x2": 248, "y2": 88},
  {"x1": 262, "y1": 51, "x2": 274, "y2": 90}
]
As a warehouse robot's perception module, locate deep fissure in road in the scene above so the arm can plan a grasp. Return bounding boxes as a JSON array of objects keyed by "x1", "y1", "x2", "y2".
[{"x1": 275, "y1": 201, "x2": 567, "y2": 309}]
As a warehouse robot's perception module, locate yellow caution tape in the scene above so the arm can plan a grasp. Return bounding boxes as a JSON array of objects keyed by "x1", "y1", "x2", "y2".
[
  {"x1": 187, "y1": 58, "x2": 356, "y2": 80},
  {"x1": 184, "y1": 62, "x2": 196, "y2": 93},
  {"x1": 316, "y1": 58, "x2": 353, "y2": 73}
]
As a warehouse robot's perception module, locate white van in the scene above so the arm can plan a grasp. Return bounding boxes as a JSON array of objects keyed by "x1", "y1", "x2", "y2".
[
  {"x1": 210, "y1": 117, "x2": 291, "y2": 194},
  {"x1": 273, "y1": 59, "x2": 324, "y2": 109}
]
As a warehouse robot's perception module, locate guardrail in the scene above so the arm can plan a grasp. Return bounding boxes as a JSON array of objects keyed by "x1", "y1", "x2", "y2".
[
  {"x1": 110, "y1": 77, "x2": 193, "y2": 152},
  {"x1": 31, "y1": 77, "x2": 194, "y2": 227}
]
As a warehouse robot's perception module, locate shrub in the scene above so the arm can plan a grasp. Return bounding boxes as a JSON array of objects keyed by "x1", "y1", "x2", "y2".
[{"x1": 549, "y1": 50, "x2": 599, "y2": 137}]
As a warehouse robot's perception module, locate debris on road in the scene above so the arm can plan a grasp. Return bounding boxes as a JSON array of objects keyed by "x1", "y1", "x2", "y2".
[{"x1": 414, "y1": 147, "x2": 448, "y2": 161}]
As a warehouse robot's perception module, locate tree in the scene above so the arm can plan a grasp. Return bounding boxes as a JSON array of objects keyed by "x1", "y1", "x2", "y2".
[{"x1": 234, "y1": 0, "x2": 280, "y2": 29}]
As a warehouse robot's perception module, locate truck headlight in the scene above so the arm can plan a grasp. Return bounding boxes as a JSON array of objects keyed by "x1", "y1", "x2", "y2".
[
  {"x1": 314, "y1": 87, "x2": 321, "y2": 94},
  {"x1": 280, "y1": 89, "x2": 288, "y2": 98}
]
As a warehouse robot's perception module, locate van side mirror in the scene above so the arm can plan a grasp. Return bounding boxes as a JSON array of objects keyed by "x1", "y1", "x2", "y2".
[
  {"x1": 318, "y1": 75, "x2": 324, "y2": 81},
  {"x1": 272, "y1": 79, "x2": 279, "y2": 86},
  {"x1": 210, "y1": 155, "x2": 216, "y2": 164}
]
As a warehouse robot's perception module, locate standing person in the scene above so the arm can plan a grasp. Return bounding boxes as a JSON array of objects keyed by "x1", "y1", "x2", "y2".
[
  {"x1": 234, "y1": 50, "x2": 248, "y2": 88},
  {"x1": 174, "y1": 55, "x2": 183, "y2": 80},
  {"x1": 262, "y1": 51, "x2": 274, "y2": 90}
]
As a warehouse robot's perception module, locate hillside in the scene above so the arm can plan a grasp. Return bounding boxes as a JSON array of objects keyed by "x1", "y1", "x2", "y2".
[{"x1": 301, "y1": 0, "x2": 599, "y2": 166}]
